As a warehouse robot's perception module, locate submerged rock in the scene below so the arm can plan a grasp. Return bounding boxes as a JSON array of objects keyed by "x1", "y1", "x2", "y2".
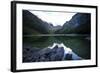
[
  {"x1": 49, "y1": 46, "x2": 64, "y2": 61},
  {"x1": 23, "y1": 46, "x2": 64, "y2": 62},
  {"x1": 64, "y1": 54, "x2": 72, "y2": 60},
  {"x1": 23, "y1": 43, "x2": 82, "y2": 62}
]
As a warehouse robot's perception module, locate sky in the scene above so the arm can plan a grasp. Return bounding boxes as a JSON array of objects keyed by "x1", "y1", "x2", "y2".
[{"x1": 30, "y1": 11, "x2": 76, "y2": 26}]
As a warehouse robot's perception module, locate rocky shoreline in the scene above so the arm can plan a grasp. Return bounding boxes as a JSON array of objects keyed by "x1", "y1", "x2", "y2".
[{"x1": 23, "y1": 43, "x2": 82, "y2": 62}]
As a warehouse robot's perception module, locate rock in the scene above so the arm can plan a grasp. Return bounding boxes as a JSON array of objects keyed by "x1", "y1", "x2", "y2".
[
  {"x1": 64, "y1": 54, "x2": 72, "y2": 60},
  {"x1": 23, "y1": 45, "x2": 65, "y2": 62},
  {"x1": 51, "y1": 46, "x2": 64, "y2": 61},
  {"x1": 23, "y1": 43, "x2": 82, "y2": 62}
]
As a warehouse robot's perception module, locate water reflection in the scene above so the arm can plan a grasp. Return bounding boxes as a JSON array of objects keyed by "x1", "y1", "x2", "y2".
[
  {"x1": 23, "y1": 36, "x2": 90, "y2": 62},
  {"x1": 47, "y1": 43, "x2": 82, "y2": 60}
]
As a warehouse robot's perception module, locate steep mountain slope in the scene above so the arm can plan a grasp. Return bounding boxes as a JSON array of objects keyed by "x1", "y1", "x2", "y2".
[
  {"x1": 55, "y1": 13, "x2": 91, "y2": 34},
  {"x1": 23, "y1": 10, "x2": 53, "y2": 35}
]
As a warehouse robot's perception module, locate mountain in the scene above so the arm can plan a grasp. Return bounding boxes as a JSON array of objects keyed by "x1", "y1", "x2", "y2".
[
  {"x1": 23, "y1": 10, "x2": 91, "y2": 34},
  {"x1": 23, "y1": 10, "x2": 54, "y2": 35},
  {"x1": 55, "y1": 13, "x2": 91, "y2": 34},
  {"x1": 49, "y1": 25, "x2": 62, "y2": 33}
]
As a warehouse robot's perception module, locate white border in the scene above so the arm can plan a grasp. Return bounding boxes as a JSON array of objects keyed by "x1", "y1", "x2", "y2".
[{"x1": 16, "y1": 3, "x2": 96, "y2": 70}]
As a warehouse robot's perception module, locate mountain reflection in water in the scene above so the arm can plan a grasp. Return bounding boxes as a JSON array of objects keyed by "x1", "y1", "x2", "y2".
[{"x1": 23, "y1": 36, "x2": 90, "y2": 62}]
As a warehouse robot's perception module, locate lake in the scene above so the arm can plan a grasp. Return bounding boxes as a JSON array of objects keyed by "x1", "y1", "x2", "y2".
[{"x1": 23, "y1": 35, "x2": 90, "y2": 60}]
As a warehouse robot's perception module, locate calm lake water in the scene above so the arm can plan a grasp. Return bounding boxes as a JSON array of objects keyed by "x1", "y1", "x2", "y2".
[{"x1": 23, "y1": 35, "x2": 90, "y2": 59}]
